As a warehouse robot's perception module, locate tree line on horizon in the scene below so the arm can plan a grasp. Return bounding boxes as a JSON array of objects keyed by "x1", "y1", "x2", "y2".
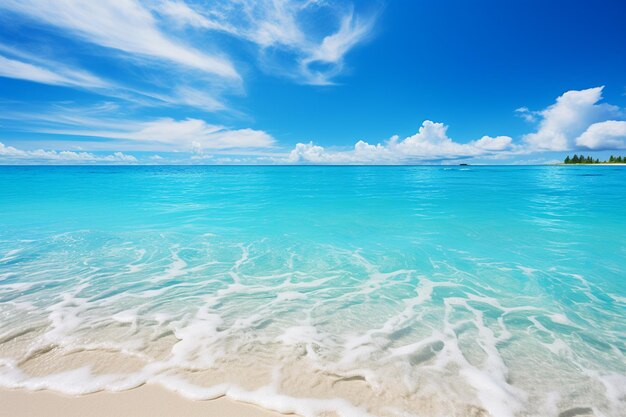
[{"x1": 564, "y1": 155, "x2": 625, "y2": 164}]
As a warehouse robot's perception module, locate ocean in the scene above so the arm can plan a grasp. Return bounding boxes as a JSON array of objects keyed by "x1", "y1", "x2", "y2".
[{"x1": 0, "y1": 165, "x2": 624, "y2": 417}]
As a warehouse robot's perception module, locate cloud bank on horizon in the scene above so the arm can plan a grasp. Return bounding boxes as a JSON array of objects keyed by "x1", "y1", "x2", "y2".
[
  {"x1": 288, "y1": 87, "x2": 626, "y2": 164},
  {"x1": 0, "y1": 1, "x2": 625, "y2": 164},
  {"x1": 2, "y1": 87, "x2": 624, "y2": 165}
]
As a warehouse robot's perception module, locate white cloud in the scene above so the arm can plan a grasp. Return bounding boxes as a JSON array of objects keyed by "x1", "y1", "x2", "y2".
[
  {"x1": 0, "y1": 0, "x2": 376, "y2": 118},
  {"x1": 0, "y1": 142, "x2": 137, "y2": 164},
  {"x1": 44, "y1": 118, "x2": 275, "y2": 151},
  {"x1": 284, "y1": 86, "x2": 626, "y2": 165},
  {"x1": 0, "y1": 0, "x2": 238, "y2": 79},
  {"x1": 154, "y1": 0, "x2": 229, "y2": 31},
  {"x1": 0, "y1": 44, "x2": 227, "y2": 111},
  {"x1": 522, "y1": 87, "x2": 623, "y2": 151},
  {"x1": 166, "y1": 86, "x2": 226, "y2": 112},
  {"x1": 0, "y1": 0, "x2": 374, "y2": 85},
  {"x1": 6, "y1": 81, "x2": 626, "y2": 165},
  {"x1": 301, "y1": 11, "x2": 374, "y2": 85},
  {"x1": 0, "y1": 102, "x2": 275, "y2": 152},
  {"x1": 472, "y1": 135, "x2": 513, "y2": 151},
  {"x1": 154, "y1": 0, "x2": 376, "y2": 85},
  {"x1": 0, "y1": 54, "x2": 109, "y2": 89},
  {"x1": 287, "y1": 120, "x2": 514, "y2": 164},
  {"x1": 576, "y1": 120, "x2": 626, "y2": 150},
  {"x1": 514, "y1": 107, "x2": 537, "y2": 123},
  {"x1": 391, "y1": 121, "x2": 513, "y2": 158}
]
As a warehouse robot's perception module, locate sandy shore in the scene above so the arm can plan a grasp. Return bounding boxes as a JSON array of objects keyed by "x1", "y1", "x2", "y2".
[
  {"x1": 556, "y1": 163, "x2": 626, "y2": 165},
  {"x1": 0, "y1": 385, "x2": 296, "y2": 417}
]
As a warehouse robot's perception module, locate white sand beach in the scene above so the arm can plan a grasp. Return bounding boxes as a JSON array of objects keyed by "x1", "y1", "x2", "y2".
[{"x1": 0, "y1": 385, "x2": 295, "y2": 417}]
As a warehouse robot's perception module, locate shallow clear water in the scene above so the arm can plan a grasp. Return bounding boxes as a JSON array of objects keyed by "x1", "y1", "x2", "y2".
[{"x1": 0, "y1": 166, "x2": 624, "y2": 417}]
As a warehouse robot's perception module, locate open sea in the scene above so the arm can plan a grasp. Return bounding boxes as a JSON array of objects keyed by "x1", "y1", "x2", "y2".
[{"x1": 0, "y1": 165, "x2": 624, "y2": 417}]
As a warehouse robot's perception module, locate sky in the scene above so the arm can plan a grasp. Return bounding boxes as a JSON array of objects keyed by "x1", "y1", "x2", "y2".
[{"x1": 0, "y1": 0, "x2": 625, "y2": 165}]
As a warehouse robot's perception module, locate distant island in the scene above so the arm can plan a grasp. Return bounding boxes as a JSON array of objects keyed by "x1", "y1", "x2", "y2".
[{"x1": 563, "y1": 155, "x2": 625, "y2": 164}]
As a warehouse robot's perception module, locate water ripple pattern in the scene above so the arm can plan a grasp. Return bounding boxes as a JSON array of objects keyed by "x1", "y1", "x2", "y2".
[{"x1": 0, "y1": 166, "x2": 624, "y2": 417}]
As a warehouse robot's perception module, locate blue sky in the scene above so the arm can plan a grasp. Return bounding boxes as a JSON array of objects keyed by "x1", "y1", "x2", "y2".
[{"x1": 0, "y1": 0, "x2": 625, "y2": 164}]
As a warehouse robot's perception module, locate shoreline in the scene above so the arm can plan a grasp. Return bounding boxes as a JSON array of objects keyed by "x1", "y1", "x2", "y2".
[
  {"x1": 556, "y1": 163, "x2": 626, "y2": 166},
  {"x1": 0, "y1": 385, "x2": 297, "y2": 417}
]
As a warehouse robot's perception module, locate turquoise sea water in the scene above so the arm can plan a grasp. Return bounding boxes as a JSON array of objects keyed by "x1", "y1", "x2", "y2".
[{"x1": 0, "y1": 166, "x2": 625, "y2": 417}]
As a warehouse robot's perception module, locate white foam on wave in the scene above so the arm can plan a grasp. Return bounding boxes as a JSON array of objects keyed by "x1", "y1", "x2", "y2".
[
  {"x1": 170, "y1": 304, "x2": 225, "y2": 368},
  {"x1": 549, "y1": 313, "x2": 572, "y2": 325},
  {"x1": 596, "y1": 373, "x2": 626, "y2": 411},
  {"x1": 439, "y1": 295, "x2": 528, "y2": 417},
  {"x1": 0, "y1": 248, "x2": 22, "y2": 263},
  {"x1": 275, "y1": 292, "x2": 306, "y2": 302},
  {"x1": 112, "y1": 308, "x2": 140, "y2": 325},
  {"x1": 0, "y1": 234, "x2": 624, "y2": 417},
  {"x1": 126, "y1": 249, "x2": 147, "y2": 274},
  {"x1": 0, "y1": 358, "x2": 145, "y2": 394},
  {"x1": 0, "y1": 282, "x2": 36, "y2": 292},
  {"x1": 150, "y1": 249, "x2": 188, "y2": 283},
  {"x1": 276, "y1": 325, "x2": 323, "y2": 348},
  {"x1": 0, "y1": 356, "x2": 378, "y2": 417},
  {"x1": 608, "y1": 293, "x2": 626, "y2": 304},
  {"x1": 579, "y1": 368, "x2": 626, "y2": 415},
  {"x1": 43, "y1": 284, "x2": 90, "y2": 344}
]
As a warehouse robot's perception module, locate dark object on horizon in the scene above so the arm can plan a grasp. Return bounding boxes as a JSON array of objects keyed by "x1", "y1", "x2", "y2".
[
  {"x1": 563, "y1": 154, "x2": 625, "y2": 164},
  {"x1": 459, "y1": 163, "x2": 469, "y2": 166}
]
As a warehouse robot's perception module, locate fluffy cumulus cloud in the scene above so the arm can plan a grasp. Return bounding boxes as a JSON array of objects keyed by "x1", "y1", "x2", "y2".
[
  {"x1": 287, "y1": 86, "x2": 626, "y2": 165},
  {"x1": 576, "y1": 120, "x2": 626, "y2": 150},
  {"x1": 288, "y1": 121, "x2": 514, "y2": 164},
  {"x1": 522, "y1": 87, "x2": 624, "y2": 151},
  {"x1": 0, "y1": 142, "x2": 136, "y2": 164}
]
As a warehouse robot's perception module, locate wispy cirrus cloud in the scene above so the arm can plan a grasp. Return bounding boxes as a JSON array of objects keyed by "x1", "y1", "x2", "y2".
[
  {"x1": 0, "y1": 0, "x2": 238, "y2": 79},
  {"x1": 0, "y1": 0, "x2": 375, "y2": 119},
  {"x1": 0, "y1": 0, "x2": 241, "y2": 114},
  {"x1": 47, "y1": 118, "x2": 276, "y2": 151},
  {"x1": 152, "y1": 0, "x2": 377, "y2": 85},
  {"x1": 0, "y1": 54, "x2": 109, "y2": 89},
  {"x1": 300, "y1": 11, "x2": 375, "y2": 85},
  {"x1": 0, "y1": 44, "x2": 227, "y2": 111},
  {"x1": 0, "y1": 103, "x2": 275, "y2": 152}
]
